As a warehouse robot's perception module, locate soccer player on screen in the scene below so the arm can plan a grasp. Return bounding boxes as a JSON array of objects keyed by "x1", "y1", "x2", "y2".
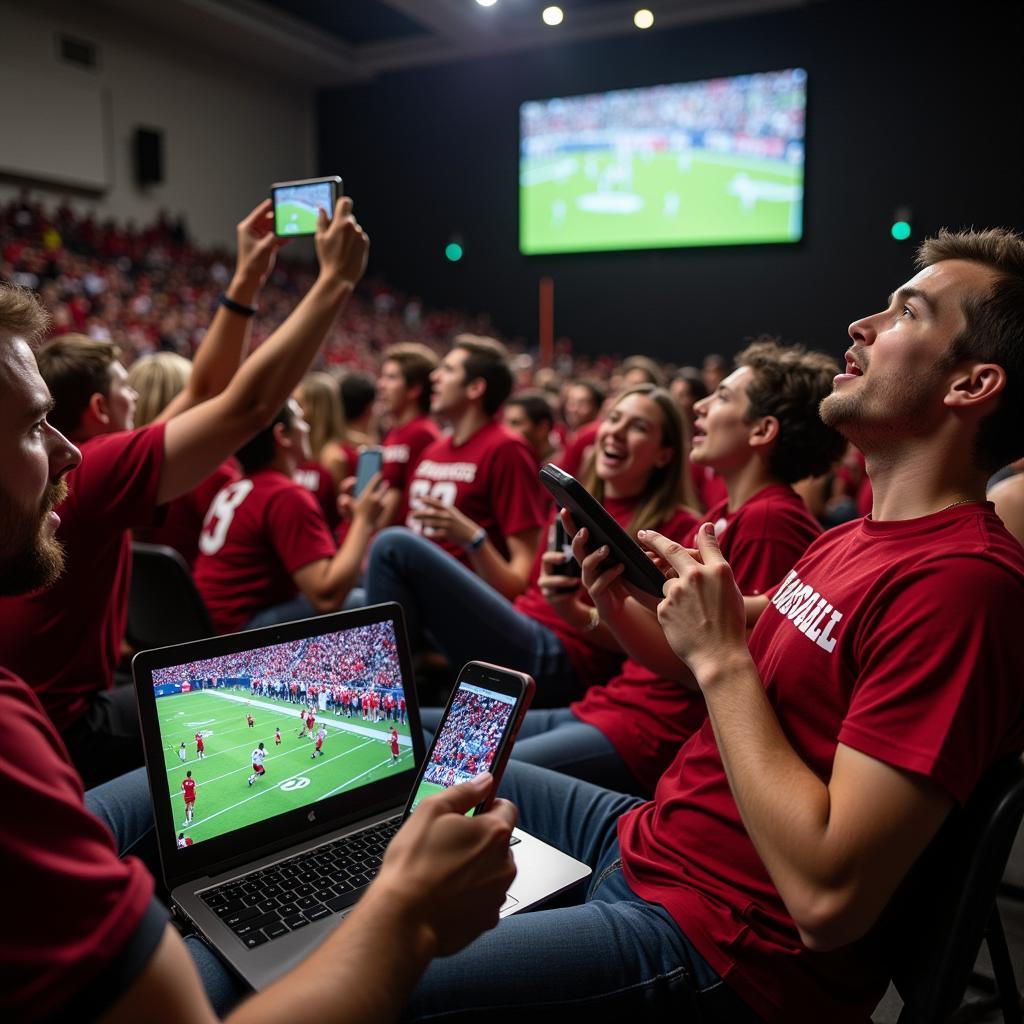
[
  {"x1": 195, "y1": 731, "x2": 205, "y2": 759},
  {"x1": 389, "y1": 726, "x2": 400, "y2": 764},
  {"x1": 176, "y1": 833, "x2": 193, "y2": 849},
  {"x1": 177, "y1": 741, "x2": 187, "y2": 764},
  {"x1": 246, "y1": 712, "x2": 254, "y2": 729},
  {"x1": 181, "y1": 770, "x2": 196, "y2": 825},
  {"x1": 275, "y1": 727, "x2": 282, "y2": 746},
  {"x1": 247, "y1": 742, "x2": 267, "y2": 786},
  {"x1": 306, "y1": 709, "x2": 315, "y2": 738}
]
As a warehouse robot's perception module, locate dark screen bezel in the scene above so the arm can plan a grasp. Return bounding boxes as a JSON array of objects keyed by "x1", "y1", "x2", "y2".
[{"x1": 270, "y1": 175, "x2": 342, "y2": 237}]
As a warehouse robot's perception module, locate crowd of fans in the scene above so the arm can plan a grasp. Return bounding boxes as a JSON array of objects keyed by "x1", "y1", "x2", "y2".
[{"x1": 424, "y1": 689, "x2": 512, "y2": 789}]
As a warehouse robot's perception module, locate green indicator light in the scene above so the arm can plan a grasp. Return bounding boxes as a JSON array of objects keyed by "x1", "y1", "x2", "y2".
[
  {"x1": 445, "y1": 242, "x2": 464, "y2": 262},
  {"x1": 891, "y1": 221, "x2": 912, "y2": 241}
]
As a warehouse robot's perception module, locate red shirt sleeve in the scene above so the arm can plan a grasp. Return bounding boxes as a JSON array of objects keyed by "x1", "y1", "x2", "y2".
[
  {"x1": 264, "y1": 485, "x2": 338, "y2": 575},
  {"x1": 0, "y1": 672, "x2": 159, "y2": 1021},
  {"x1": 486, "y1": 440, "x2": 548, "y2": 541},
  {"x1": 726, "y1": 499, "x2": 820, "y2": 596}
]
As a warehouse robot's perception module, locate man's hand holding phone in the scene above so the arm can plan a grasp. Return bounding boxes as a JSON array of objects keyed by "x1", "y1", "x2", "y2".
[
  {"x1": 232, "y1": 198, "x2": 288, "y2": 301},
  {"x1": 374, "y1": 773, "x2": 517, "y2": 958},
  {"x1": 315, "y1": 197, "x2": 369, "y2": 290}
]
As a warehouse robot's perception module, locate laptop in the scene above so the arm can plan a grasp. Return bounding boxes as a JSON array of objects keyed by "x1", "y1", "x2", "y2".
[{"x1": 133, "y1": 601, "x2": 590, "y2": 989}]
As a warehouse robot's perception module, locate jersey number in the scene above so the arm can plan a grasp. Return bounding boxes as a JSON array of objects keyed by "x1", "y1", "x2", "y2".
[
  {"x1": 199, "y1": 479, "x2": 255, "y2": 556},
  {"x1": 406, "y1": 480, "x2": 458, "y2": 532}
]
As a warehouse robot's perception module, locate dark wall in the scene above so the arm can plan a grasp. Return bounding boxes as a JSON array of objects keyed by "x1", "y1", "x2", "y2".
[{"x1": 318, "y1": 0, "x2": 1024, "y2": 364}]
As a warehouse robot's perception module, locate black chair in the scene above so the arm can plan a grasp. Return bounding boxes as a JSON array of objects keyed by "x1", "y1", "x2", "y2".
[
  {"x1": 879, "y1": 755, "x2": 1024, "y2": 1023},
  {"x1": 127, "y1": 542, "x2": 215, "y2": 651}
]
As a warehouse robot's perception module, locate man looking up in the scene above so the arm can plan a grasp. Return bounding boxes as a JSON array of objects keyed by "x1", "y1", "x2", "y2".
[
  {"x1": 502, "y1": 390, "x2": 557, "y2": 470},
  {"x1": 393, "y1": 334, "x2": 547, "y2": 600},
  {"x1": 0, "y1": 198, "x2": 369, "y2": 786}
]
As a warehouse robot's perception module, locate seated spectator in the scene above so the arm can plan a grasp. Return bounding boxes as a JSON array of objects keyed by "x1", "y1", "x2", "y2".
[
  {"x1": 0, "y1": 198, "x2": 369, "y2": 787},
  {"x1": 128, "y1": 351, "x2": 241, "y2": 567},
  {"x1": 340, "y1": 370, "x2": 378, "y2": 447},
  {"x1": 192, "y1": 398, "x2": 386, "y2": 633},
  {"x1": 376, "y1": 342, "x2": 440, "y2": 527},
  {"x1": 390, "y1": 334, "x2": 548, "y2": 600},
  {"x1": 366, "y1": 385, "x2": 697, "y2": 706},
  {"x1": 989, "y1": 457, "x2": 1024, "y2": 543},
  {"x1": 502, "y1": 389, "x2": 558, "y2": 470},
  {"x1": 511, "y1": 341, "x2": 844, "y2": 792},
  {"x1": 406, "y1": 228, "x2": 1024, "y2": 1023}
]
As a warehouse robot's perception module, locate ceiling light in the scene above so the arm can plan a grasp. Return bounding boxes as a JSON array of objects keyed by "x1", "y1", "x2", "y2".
[
  {"x1": 634, "y1": 9, "x2": 654, "y2": 29},
  {"x1": 475, "y1": 0, "x2": 498, "y2": 7},
  {"x1": 542, "y1": 6, "x2": 564, "y2": 26}
]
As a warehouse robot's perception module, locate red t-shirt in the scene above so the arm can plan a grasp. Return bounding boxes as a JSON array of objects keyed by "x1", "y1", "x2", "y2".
[
  {"x1": 0, "y1": 425, "x2": 167, "y2": 731},
  {"x1": 618, "y1": 502, "x2": 1024, "y2": 1023},
  {"x1": 193, "y1": 468, "x2": 337, "y2": 634},
  {"x1": 182, "y1": 778, "x2": 196, "y2": 803},
  {"x1": 382, "y1": 415, "x2": 442, "y2": 523},
  {"x1": 515, "y1": 502, "x2": 698, "y2": 694},
  {"x1": 137, "y1": 457, "x2": 241, "y2": 568},
  {"x1": 405, "y1": 421, "x2": 548, "y2": 566},
  {"x1": 558, "y1": 420, "x2": 599, "y2": 478},
  {"x1": 691, "y1": 463, "x2": 728, "y2": 512},
  {"x1": 0, "y1": 669, "x2": 160, "y2": 1020},
  {"x1": 294, "y1": 459, "x2": 342, "y2": 531},
  {"x1": 574, "y1": 484, "x2": 821, "y2": 791}
]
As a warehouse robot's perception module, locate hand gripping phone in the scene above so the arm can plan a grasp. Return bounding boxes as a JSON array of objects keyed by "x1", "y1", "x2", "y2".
[
  {"x1": 354, "y1": 447, "x2": 384, "y2": 497},
  {"x1": 271, "y1": 175, "x2": 342, "y2": 237}
]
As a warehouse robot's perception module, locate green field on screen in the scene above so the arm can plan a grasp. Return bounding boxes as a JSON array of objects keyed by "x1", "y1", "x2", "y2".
[
  {"x1": 520, "y1": 150, "x2": 802, "y2": 254},
  {"x1": 275, "y1": 201, "x2": 320, "y2": 235},
  {"x1": 161, "y1": 690, "x2": 412, "y2": 847}
]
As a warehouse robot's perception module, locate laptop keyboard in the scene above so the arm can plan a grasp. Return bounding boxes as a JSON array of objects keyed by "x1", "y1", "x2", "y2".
[{"x1": 199, "y1": 815, "x2": 403, "y2": 948}]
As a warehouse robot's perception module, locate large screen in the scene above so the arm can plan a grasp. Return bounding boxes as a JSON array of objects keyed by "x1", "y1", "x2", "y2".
[
  {"x1": 151, "y1": 621, "x2": 413, "y2": 851},
  {"x1": 519, "y1": 68, "x2": 806, "y2": 254}
]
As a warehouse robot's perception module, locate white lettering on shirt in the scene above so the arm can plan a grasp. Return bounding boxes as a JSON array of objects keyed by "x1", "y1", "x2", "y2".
[
  {"x1": 383, "y1": 443, "x2": 410, "y2": 465},
  {"x1": 770, "y1": 570, "x2": 844, "y2": 653},
  {"x1": 414, "y1": 460, "x2": 478, "y2": 484}
]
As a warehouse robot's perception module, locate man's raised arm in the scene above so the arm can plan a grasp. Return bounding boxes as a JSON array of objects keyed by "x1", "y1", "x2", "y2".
[{"x1": 157, "y1": 198, "x2": 368, "y2": 505}]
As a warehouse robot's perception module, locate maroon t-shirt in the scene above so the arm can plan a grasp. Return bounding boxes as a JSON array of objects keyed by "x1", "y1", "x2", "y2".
[
  {"x1": 294, "y1": 459, "x2": 342, "y2": 531},
  {"x1": 193, "y1": 468, "x2": 337, "y2": 634},
  {"x1": 405, "y1": 421, "x2": 548, "y2": 566},
  {"x1": 138, "y1": 458, "x2": 241, "y2": 567},
  {"x1": 574, "y1": 484, "x2": 821, "y2": 791},
  {"x1": 618, "y1": 502, "x2": 1024, "y2": 1023},
  {"x1": 559, "y1": 420, "x2": 599, "y2": 478},
  {"x1": 0, "y1": 425, "x2": 166, "y2": 732},
  {"x1": 382, "y1": 415, "x2": 442, "y2": 524},
  {"x1": 0, "y1": 669, "x2": 161, "y2": 1020}
]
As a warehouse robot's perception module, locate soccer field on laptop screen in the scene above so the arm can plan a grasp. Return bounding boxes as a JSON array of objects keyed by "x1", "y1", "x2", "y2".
[
  {"x1": 519, "y1": 68, "x2": 806, "y2": 254},
  {"x1": 151, "y1": 621, "x2": 414, "y2": 851}
]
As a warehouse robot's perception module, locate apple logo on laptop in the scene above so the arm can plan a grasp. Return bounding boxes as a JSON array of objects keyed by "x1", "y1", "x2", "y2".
[{"x1": 308, "y1": 811, "x2": 316, "y2": 823}]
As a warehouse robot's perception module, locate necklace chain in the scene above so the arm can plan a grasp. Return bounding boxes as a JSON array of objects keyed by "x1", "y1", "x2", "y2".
[{"x1": 936, "y1": 497, "x2": 977, "y2": 514}]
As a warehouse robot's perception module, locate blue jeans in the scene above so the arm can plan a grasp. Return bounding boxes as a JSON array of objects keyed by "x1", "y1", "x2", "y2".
[
  {"x1": 365, "y1": 528, "x2": 581, "y2": 706},
  {"x1": 421, "y1": 706, "x2": 645, "y2": 796},
  {"x1": 84, "y1": 768, "x2": 247, "y2": 1015},
  {"x1": 407, "y1": 761, "x2": 760, "y2": 1022}
]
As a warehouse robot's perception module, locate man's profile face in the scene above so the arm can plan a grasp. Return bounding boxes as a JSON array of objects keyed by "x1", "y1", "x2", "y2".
[
  {"x1": 376, "y1": 360, "x2": 409, "y2": 416},
  {"x1": 104, "y1": 360, "x2": 138, "y2": 433},
  {"x1": 564, "y1": 385, "x2": 597, "y2": 430},
  {"x1": 430, "y1": 348, "x2": 472, "y2": 418},
  {"x1": 820, "y1": 259, "x2": 998, "y2": 442},
  {"x1": 690, "y1": 365, "x2": 756, "y2": 471},
  {"x1": 0, "y1": 339, "x2": 81, "y2": 595}
]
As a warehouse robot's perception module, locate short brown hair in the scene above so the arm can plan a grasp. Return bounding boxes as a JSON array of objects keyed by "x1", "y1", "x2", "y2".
[
  {"x1": 0, "y1": 284, "x2": 50, "y2": 347},
  {"x1": 918, "y1": 228, "x2": 1024, "y2": 471},
  {"x1": 619, "y1": 355, "x2": 667, "y2": 388},
  {"x1": 452, "y1": 334, "x2": 513, "y2": 416},
  {"x1": 737, "y1": 338, "x2": 847, "y2": 484},
  {"x1": 383, "y1": 342, "x2": 438, "y2": 415},
  {"x1": 35, "y1": 334, "x2": 120, "y2": 438}
]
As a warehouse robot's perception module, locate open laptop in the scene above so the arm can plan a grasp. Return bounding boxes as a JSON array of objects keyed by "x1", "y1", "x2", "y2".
[{"x1": 133, "y1": 601, "x2": 590, "y2": 989}]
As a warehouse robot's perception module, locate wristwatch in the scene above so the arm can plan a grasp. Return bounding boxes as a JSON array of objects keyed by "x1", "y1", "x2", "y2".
[{"x1": 467, "y1": 526, "x2": 487, "y2": 552}]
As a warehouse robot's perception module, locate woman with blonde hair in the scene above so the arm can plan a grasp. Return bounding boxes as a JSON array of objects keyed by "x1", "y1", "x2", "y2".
[
  {"x1": 125, "y1": 351, "x2": 192, "y2": 427},
  {"x1": 295, "y1": 371, "x2": 352, "y2": 489}
]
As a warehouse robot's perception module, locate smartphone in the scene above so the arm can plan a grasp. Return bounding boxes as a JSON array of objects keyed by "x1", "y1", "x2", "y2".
[
  {"x1": 354, "y1": 447, "x2": 384, "y2": 497},
  {"x1": 548, "y1": 518, "x2": 582, "y2": 578},
  {"x1": 402, "y1": 661, "x2": 535, "y2": 819},
  {"x1": 270, "y1": 175, "x2": 342, "y2": 237}
]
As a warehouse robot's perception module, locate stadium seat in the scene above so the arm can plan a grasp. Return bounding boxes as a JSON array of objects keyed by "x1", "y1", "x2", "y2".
[
  {"x1": 879, "y1": 754, "x2": 1024, "y2": 1023},
  {"x1": 128, "y1": 542, "x2": 215, "y2": 650}
]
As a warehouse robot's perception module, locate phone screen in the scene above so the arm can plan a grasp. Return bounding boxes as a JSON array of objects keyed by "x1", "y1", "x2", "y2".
[
  {"x1": 272, "y1": 181, "x2": 335, "y2": 236},
  {"x1": 355, "y1": 449, "x2": 384, "y2": 497},
  {"x1": 406, "y1": 673, "x2": 525, "y2": 817}
]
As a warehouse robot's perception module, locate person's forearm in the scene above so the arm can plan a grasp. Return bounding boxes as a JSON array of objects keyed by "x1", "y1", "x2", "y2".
[
  {"x1": 322, "y1": 517, "x2": 376, "y2": 605},
  {"x1": 225, "y1": 272, "x2": 352, "y2": 424},
  {"x1": 697, "y1": 654, "x2": 842, "y2": 929},
  {"x1": 228, "y1": 884, "x2": 432, "y2": 1024},
  {"x1": 605, "y1": 599, "x2": 694, "y2": 680},
  {"x1": 470, "y1": 540, "x2": 530, "y2": 600}
]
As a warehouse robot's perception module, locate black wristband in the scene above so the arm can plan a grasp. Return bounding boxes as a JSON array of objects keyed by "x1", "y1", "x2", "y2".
[{"x1": 220, "y1": 293, "x2": 256, "y2": 317}]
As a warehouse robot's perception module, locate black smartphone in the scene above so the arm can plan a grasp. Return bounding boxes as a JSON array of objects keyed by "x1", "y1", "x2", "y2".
[
  {"x1": 548, "y1": 518, "x2": 582, "y2": 578},
  {"x1": 354, "y1": 447, "x2": 384, "y2": 497},
  {"x1": 271, "y1": 175, "x2": 342, "y2": 237},
  {"x1": 539, "y1": 463, "x2": 666, "y2": 597},
  {"x1": 402, "y1": 661, "x2": 535, "y2": 819}
]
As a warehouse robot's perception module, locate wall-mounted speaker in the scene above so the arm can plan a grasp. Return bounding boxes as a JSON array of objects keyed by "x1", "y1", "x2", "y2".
[{"x1": 134, "y1": 127, "x2": 163, "y2": 186}]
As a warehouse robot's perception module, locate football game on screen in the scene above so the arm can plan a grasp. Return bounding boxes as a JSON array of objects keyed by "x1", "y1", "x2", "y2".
[
  {"x1": 408, "y1": 682, "x2": 516, "y2": 815},
  {"x1": 273, "y1": 181, "x2": 334, "y2": 235},
  {"x1": 153, "y1": 621, "x2": 414, "y2": 851}
]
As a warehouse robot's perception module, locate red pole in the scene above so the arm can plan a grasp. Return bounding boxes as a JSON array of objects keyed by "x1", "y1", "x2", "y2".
[{"x1": 539, "y1": 276, "x2": 554, "y2": 368}]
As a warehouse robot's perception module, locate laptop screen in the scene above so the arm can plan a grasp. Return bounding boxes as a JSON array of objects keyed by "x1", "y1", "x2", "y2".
[{"x1": 150, "y1": 619, "x2": 414, "y2": 852}]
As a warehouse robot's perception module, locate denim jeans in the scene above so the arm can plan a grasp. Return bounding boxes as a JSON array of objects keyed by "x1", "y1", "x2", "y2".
[
  {"x1": 406, "y1": 761, "x2": 761, "y2": 1022},
  {"x1": 84, "y1": 768, "x2": 247, "y2": 1015},
  {"x1": 421, "y1": 706, "x2": 645, "y2": 796},
  {"x1": 365, "y1": 528, "x2": 581, "y2": 706}
]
